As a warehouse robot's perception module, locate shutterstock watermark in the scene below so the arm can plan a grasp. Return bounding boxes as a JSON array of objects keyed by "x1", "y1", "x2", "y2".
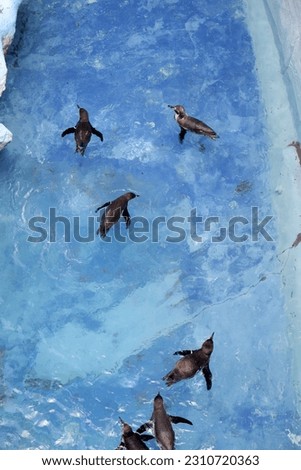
[{"x1": 26, "y1": 207, "x2": 274, "y2": 244}]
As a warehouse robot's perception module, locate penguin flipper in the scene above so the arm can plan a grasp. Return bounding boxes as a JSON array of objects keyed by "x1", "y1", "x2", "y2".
[
  {"x1": 116, "y1": 441, "x2": 126, "y2": 450},
  {"x1": 95, "y1": 201, "x2": 110, "y2": 213},
  {"x1": 202, "y1": 364, "x2": 212, "y2": 390},
  {"x1": 122, "y1": 207, "x2": 131, "y2": 228},
  {"x1": 179, "y1": 128, "x2": 187, "y2": 143},
  {"x1": 169, "y1": 415, "x2": 193, "y2": 426},
  {"x1": 140, "y1": 434, "x2": 154, "y2": 442},
  {"x1": 136, "y1": 421, "x2": 152, "y2": 434},
  {"x1": 61, "y1": 127, "x2": 76, "y2": 137},
  {"x1": 92, "y1": 127, "x2": 104, "y2": 142},
  {"x1": 173, "y1": 349, "x2": 194, "y2": 356}
]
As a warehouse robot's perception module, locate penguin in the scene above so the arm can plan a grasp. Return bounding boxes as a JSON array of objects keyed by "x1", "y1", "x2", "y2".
[
  {"x1": 136, "y1": 393, "x2": 192, "y2": 450},
  {"x1": 117, "y1": 418, "x2": 154, "y2": 450},
  {"x1": 163, "y1": 333, "x2": 214, "y2": 389},
  {"x1": 61, "y1": 105, "x2": 103, "y2": 155},
  {"x1": 168, "y1": 104, "x2": 218, "y2": 143},
  {"x1": 95, "y1": 192, "x2": 139, "y2": 238}
]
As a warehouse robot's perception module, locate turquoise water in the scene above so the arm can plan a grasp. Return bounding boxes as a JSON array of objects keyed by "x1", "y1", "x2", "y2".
[{"x1": 0, "y1": 0, "x2": 300, "y2": 449}]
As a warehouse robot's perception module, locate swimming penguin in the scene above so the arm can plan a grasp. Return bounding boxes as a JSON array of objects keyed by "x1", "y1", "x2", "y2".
[
  {"x1": 136, "y1": 393, "x2": 193, "y2": 450},
  {"x1": 168, "y1": 105, "x2": 218, "y2": 143},
  {"x1": 163, "y1": 333, "x2": 214, "y2": 390},
  {"x1": 61, "y1": 105, "x2": 103, "y2": 155},
  {"x1": 95, "y1": 192, "x2": 139, "y2": 238},
  {"x1": 117, "y1": 418, "x2": 154, "y2": 450}
]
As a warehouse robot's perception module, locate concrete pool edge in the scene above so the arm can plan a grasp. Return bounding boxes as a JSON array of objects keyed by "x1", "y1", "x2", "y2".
[
  {"x1": 0, "y1": 0, "x2": 23, "y2": 150},
  {"x1": 245, "y1": 0, "x2": 301, "y2": 418}
]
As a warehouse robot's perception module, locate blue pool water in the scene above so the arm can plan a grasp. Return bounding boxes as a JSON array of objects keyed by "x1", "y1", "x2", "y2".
[{"x1": 0, "y1": 0, "x2": 300, "y2": 450}]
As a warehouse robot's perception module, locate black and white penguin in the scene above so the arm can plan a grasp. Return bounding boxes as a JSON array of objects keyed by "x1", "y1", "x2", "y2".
[
  {"x1": 61, "y1": 105, "x2": 103, "y2": 155},
  {"x1": 163, "y1": 333, "x2": 214, "y2": 390},
  {"x1": 168, "y1": 104, "x2": 218, "y2": 143},
  {"x1": 136, "y1": 393, "x2": 192, "y2": 450},
  {"x1": 117, "y1": 418, "x2": 153, "y2": 450},
  {"x1": 95, "y1": 192, "x2": 139, "y2": 238}
]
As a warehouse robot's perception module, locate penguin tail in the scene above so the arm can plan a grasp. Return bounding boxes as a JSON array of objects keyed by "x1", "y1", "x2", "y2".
[{"x1": 162, "y1": 373, "x2": 174, "y2": 387}]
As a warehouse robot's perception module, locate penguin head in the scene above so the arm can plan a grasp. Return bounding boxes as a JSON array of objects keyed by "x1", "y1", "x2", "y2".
[
  {"x1": 126, "y1": 192, "x2": 139, "y2": 200},
  {"x1": 154, "y1": 392, "x2": 165, "y2": 410},
  {"x1": 168, "y1": 104, "x2": 186, "y2": 117},
  {"x1": 77, "y1": 105, "x2": 89, "y2": 122},
  {"x1": 154, "y1": 392, "x2": 163, "y2": 402},
  {"x1": 119, "y1": 418, "x2": 133, "y2": 437},
  {"x1": 202, "y1": 333, "x2": 214, "y2": 354}
]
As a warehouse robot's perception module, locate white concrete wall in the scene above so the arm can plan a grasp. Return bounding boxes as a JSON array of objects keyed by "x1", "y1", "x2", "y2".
[
  {"x1": 264, "y1": 0, "x2": 301, "y2": 128},
  {"x1": 0, "y1": 0, "x2": 23, "y2": 150},
  {"x1": 245, "y1": 0, "x2": 301, "y2": 416}
]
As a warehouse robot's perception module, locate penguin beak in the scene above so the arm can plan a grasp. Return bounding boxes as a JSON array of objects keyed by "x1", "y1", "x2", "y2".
[
  {"x1": 210, "y1": 332, "x2": 215, "y2": 339},
  {"x1": 168, "y1": 105, "x2": 175, "y2": 109},
  {"x1": 119, "y1": 417, "x2": 125, "y2": 425}
]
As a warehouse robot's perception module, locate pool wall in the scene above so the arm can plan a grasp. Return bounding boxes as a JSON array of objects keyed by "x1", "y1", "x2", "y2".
[
  {"x1": 0, "y1": 0, "x2": 22, "y2": 150},
  {"x1": 245, "y1": 0, "x2": 301, "y2": 416}
]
